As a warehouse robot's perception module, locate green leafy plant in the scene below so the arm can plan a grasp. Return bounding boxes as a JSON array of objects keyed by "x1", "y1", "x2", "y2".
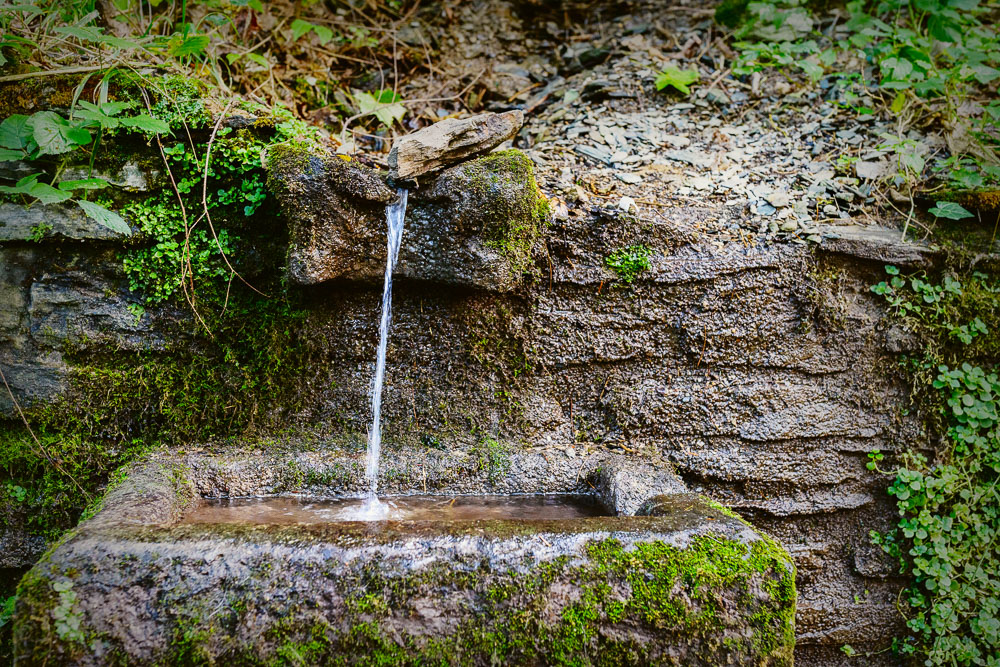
[
  {"x1": 733, "y1": 39, "x2": 830, "y2": 80},
  {"x1": 126, "y1": 303, "x2": 145, "y2": 325},
  {"x1": 928, "y1": 201, "x2": 975, "y2": 220},
  {"x1": 870, "y1": 266, "x2": 994, "y2": 349},
  {"x1": 51, "y1": 580, "x2": 84, "y2": 644},
  {"x1": 0, "y1": 0, "x2": 430, "y2": 166},
  {"x1": 721, "y1": 0, "x2": 1000, "y2": 206},
  {"x1": 875, "y1": 133, "x2": 928, "y2": 186},
  {"x1": 0, "y1": 100, "x2": 170, "y2": 234},
  {"x1": 4, "y1": 482, "x2": 27, "y2": 503},
  {"x1": 354, "y1": 89, "x2": 407, "y2": 128},
  {"x1": 121, "y1": 107, "x2": 319, "y2": 304},
  {"x1": 870, "y1": 362, "x2": 1000, "y2": 664},
  {"x1": 869, "y1": 265, "x2": 1000, "y2": 664},
  {"x1": 0, "y1": 173, "x2": 69, "y2": 205},
  {"x1": 0, "y1": 593, "x2": 12, "y2": 664},
  {"x1": 0, "y1": 595, "x2": 13, "y2": 628},
  {"x1": 477, "y1": 436, "x2": 511, "y2": 485},
  {"x1": 290, "y1": 19, "x2": 334, "y2": 45},
  {"x1": 605, "y1": 245, "x2": 653, "y2": 284}
]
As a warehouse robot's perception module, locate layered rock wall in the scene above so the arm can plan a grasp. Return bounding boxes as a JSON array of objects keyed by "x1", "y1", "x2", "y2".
[{"x1": 0, "y1": 147, "x2": 930, "y2": 665}]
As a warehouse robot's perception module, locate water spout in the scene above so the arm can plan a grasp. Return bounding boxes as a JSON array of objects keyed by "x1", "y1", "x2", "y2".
[{"x1": 362, "y1": 188, "x2": 408, "y2": 517}]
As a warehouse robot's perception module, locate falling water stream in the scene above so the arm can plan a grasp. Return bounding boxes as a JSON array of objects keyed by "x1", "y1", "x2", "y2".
[{"x1": 358, "y1": 188, "x2": 408, "y2": 520}]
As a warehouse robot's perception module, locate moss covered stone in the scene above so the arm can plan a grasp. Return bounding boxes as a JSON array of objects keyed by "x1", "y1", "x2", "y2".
[
  {"x1": 16, "y1": 527, "x2": 794, "y2": 666},
  {"x1": 455, "y1": 149, "x2": 549, "y2": 276},
  {"x1": 0, "y1": 289, "x2": 319, "y2": 546},
  {"x1": 270, "y1": 145, "x2": 547, "y2": 291},
  {"x1": 12, "y1": 466, "x2": 795, "y2": 666}
]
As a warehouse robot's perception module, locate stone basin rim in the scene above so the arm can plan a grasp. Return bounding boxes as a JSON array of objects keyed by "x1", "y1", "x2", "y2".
[
  {"x1": 182, "y1": 492, "x2": 611, "y2": 524},
  {"x1": 170, "y1": 445, "x2": 691, "y2": 517},
  {"x1": 196, "y1": 490, "x2": 607, "y2": 500}
]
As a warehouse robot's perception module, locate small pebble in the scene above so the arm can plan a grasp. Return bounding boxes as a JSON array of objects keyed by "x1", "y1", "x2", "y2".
[{"x1": 780, "y1": 220, "x2": 799, "y2": 232}]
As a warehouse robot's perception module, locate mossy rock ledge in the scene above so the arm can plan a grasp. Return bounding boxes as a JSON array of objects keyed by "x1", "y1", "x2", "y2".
[
  {"x1": 268, "y1": 146, "x2": 548, "y2": 292},
  {"x1": 13, "y1": 455, "x2": 795, "y2": 666}
]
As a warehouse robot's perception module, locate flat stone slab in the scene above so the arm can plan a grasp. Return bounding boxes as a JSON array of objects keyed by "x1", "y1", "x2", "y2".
[
  {"x1": 13, "y1": 453, "x2": 795, "y2": 666},
  {"x1": 388, "y1": 111, "x2": 523, "y2": 180},
  {"x1": 0, "y1": 202, "x2": 127, "y2": 242},
  {"x1": 815, "y1": 223, "x2": 937, "y2": 267}
]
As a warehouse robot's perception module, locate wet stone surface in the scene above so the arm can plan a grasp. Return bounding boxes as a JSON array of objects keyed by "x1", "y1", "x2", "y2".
[
  {"x1": 0, "y1": 4, "x2": 962, "y2": 662},
  {"x1": 1, "y1": 212, "x2": 928, "y2": 665},
  {"x1": 2, "y1": 223, "x2": 928, "y2": 665},
  {"x1": 184, "y1": 493, "x2": 608, "y2": 524}
]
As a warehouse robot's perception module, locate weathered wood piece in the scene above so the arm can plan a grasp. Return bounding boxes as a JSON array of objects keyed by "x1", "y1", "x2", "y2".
[{"x1": 388, "y1": 110, "x2": 523, "y2": 179}]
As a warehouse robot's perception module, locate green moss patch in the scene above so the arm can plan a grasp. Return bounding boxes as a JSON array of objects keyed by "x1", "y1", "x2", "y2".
[
  {"x1": 15, "y1": 530, "x2": 793, "y2": 666},
  {"x1": 1, "y1": 296, "x2": 317, "y2": 541},
  {"x1": 198, "y1": 533, "x2": 792, "y2": 666},
  {"x1": 1, "y1": 92, "x2": 327, "y2": 543},
  {"x1": 460, "y1": 149, "x2": 549, "y2": 277}
]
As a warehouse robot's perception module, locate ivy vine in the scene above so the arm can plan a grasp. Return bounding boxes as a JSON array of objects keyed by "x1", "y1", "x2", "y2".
[{"x1": 869, "y1": 265, "x2": 1000, "y2": 665}]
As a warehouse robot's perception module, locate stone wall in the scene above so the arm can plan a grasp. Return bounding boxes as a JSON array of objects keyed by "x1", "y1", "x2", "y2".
[{"x1": 0, "y1": 147, "x2": 933, "y2": 665}]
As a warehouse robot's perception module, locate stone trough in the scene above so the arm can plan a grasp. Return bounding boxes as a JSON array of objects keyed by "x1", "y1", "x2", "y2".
[{"x1": 13, "y1": 448, "x2": 795, "y2": 666}]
